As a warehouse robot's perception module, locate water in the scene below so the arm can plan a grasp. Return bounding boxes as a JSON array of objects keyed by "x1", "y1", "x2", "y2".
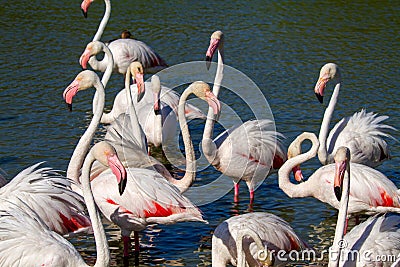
[{"x1": 1, "y1": 1, "x2": 400, "y2": 266}]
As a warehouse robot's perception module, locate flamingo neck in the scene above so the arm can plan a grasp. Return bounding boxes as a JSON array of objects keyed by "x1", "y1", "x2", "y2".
[
  {"x1": 93, "y1": 44, "x2": 113, "y2": 115},
  {"x1": 92, "y1": 0, "x2": 110, "y2": 42},
  {"x1": 67, "y1": 80, "x2": 105, "y2": 183},
  {"x1": 176, "y1": 88, "x2": 196, "y2": 193},
  {"x1": 81, "y1": 152, "x2": 110, "y2": 267},
  {"x1": 278, "y1": 132, "x2": 319, "y2": 198},
  {"x1": 329, "y1": 162, "x2": 350, "y2": 267},
  {"x1": 202, "y1": 48, "x2": 224, "y2": 163},
  {"x1": 318, "y1": 83, "x2": 341, "y2": 165},
  {"x1": 236, "y1": 228, "x2": 267, "y2": 267}
]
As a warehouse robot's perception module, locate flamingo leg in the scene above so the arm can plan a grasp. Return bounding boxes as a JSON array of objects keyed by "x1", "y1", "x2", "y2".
[
  {"x1": 234, "y1": 183, "x2": 239, "y2": 203},
  {"x1": 249, "y1": 190, "x2": 254, "y2": 205},
  {"x1": 344, "y1": 217, "x2": 349, "y2": 235},
  {"x1": 134, "y1": 231, "x2": 140, "y2": 252},
  {"x1": 122, "y1": 235, "x2": 131, "y2": 257}
]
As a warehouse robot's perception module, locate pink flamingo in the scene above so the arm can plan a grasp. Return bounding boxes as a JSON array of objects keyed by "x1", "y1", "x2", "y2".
[
  {"x1": 329, "y1": 146, "x2": 400, "y2": 267},
  {"x1": 278, "y1": 132, "x2": 400, "y2": 215},
  {"x1": 314, "y1": 63, "x2": 395, "y2": 167},
  {"x1": 203, "y1": 30, "x2": 287, "y2": 204},
  {"x1": 0, "y1": 141, "x2": 126, "y2": 267},
  {"x1": 80, "y1": 0, "x2": 168, "y2": 74},
  {"x1": 63, "y1": 72, "x2": 216, "y2": 257},
  {"x1": 212, "y1": 212, "x2": 309, "y2": 267}
]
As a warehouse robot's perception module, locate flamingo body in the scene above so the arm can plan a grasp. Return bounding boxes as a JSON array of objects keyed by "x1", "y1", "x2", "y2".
[{"x1": 212, "y1": 212, "x2": 308, "y2": 267}]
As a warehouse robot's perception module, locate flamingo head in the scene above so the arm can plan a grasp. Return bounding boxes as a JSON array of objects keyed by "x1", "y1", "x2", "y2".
[
  {"x1": 128, "y1": 62, "x2": 145, "y2": 102},
  {"x1": 287, "y1": 138, "x2": 304, "y2": 183},
  {"x1": 333, "y1": 146, "x2": 350, "y2": 201},
  {"x1": 121, "y1": 30, "x2": 133, "y2": 39},
  {"x1": 206, "y1": 30, "x2": 224, "y2": 70},
  {"x1": 80, "y1": 0, "x2": 95, "y2": 18},
  {"x1": 79, "y1": 41, "x2": 103, "y2": 69},
  {"x1": 63, "y1": 70, "x2": 99, "y2": 111},
  {"x1": 314, "y1": 63, "x2": 341, "y2": 103},
  {"x1": 190, "y1": 81, "x2": 221, "y2": 116},
  {"x1": 151, "y1": 75, "x2": 162, "y2": 115},
  {"x1": 91, "y1": 141, "x2": 127, "y2": 195}
]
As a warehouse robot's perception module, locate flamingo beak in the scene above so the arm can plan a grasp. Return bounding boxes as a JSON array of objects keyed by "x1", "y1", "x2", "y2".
[
  {"x1": 79, "y1": 49, "x2": 91, "y2": 69},
  {"x1": 135, "y1": 73, "x2": 145, "y2": 102},
  {"x1": 334, "y1": 160, "x2": 346, "y2": 201},
  {"x1": 314, "y1": 74, "x2": 329, "y2": 104},
  {"x1": 107, "y1": 154, "x2": 127, "y2": 195},
  {"x1": 292, "y1": 165, "x2": 304, "y2": 183},
  {"x1": 205, "y1": 91, "x2": 221, "y2": 118},
  {"x1": 63, "y1": 80, "x2": 80, "y2": 112},
  {"x1": 205, "y1": 38, "x2": 220, "y2": 70},
  {"x1": 153, "y1": 91, "x2": 161, "y2": 115},
  {"x1": 80, "y1": 0, "x2": 91, "y2": 18}
]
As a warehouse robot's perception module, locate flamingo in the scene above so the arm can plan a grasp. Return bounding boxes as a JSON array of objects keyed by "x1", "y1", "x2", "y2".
[
  {"x1": 0, "y1": 163, "x2": 92, "y2": 236},
  {"x1": 63, "y1": 71, "x2": 215, "y2": 257},
  {"x1": 329, "y1": 146, "x2": 400, "y2": 267},
  {"x1": 314, "y1": 63, "x2": 395, "y2": 167},
  {"x1": 212, "y1": 212, "x2": 309, "y2": 267},
  {"x1": 79, "y1": 40, "x2": 205, "y2": 124},
  {"x1": 202, "y1": 30, "x2": 287, "y2": 204},
  {"x1": 0, "y1": 141, "x2": 126, "y2": 267},
  {"x1": 278, "y1": 132, "x2": 400, "y2": 216},
  {"x1": 80, "y1": 0, "x2": 168, "y2": 74}
]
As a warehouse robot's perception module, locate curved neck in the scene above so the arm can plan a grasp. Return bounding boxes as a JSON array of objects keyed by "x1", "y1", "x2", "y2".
[
  {"x1": 176, "y1": 88, "x2": 196, "y2": 193},
  {"x1": 202, "y1": 48, "x2": 224, "y2": 162},
  {"x1": 236, "y1": 228, "x2": 267, "y2": 267},
  {"x1": 318, "y1": 83, "x2": 341, "y2": 165},
  {"x1": 93, "y1": 44, "x2": 113, "y2": 115},
  {"x1": 329, "y1": 162, "x2": 350, "y2": 267},
  {"x1": 278, "y1": 132, "x2": 319, "y2": 198},
  {"x1": 67, "y1": 81, "x2": 105, "y2": 182},
  {"x1": 92, "y1": 0, "x2": 110, "y2": 42},
  {"x1": 81, "y1": 152, "x2": 110, "y2": 267}
]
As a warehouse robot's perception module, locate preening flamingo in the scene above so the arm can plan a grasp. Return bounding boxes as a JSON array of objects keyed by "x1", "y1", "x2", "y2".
[
  {"x1": 203, "y1": 30, "x2": 287, "y2": 204},
  {"x1": 79, "y1": 40, "x2": 205, "y2": 125},
  {"x1": 0, "y1": 141, "x2": 126, "y2": 267},
  {"x1": 64, "y1": 71, "x2": 213, "y2": 257},
  {"x1": 278, "y1": 132, "x2": 400, "y2": 215},
  {"x1": 212, "y1": 212, "x2": 309, "y2": 267},
  {"x1": 329, "y1": 147, "x2": 400, "y2": 267},
  {"x1": 80, "y1": 0, "x2": 168, "y2": 74},
  {"x1": 314, "y1": 63, "x2": 395, "y2": 167}
]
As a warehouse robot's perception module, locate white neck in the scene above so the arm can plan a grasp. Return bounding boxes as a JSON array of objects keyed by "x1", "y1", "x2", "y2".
[
  {"x1": 67, "y1": 79, "x2": 105, "y2": 183},
  {"x1": 175, "y1": 88, "x2": 197, "y2": 193},
  {"x1": 278, "y1": 132, "x2": 319, "y2": 198},
  {"x1": 92, "y1": 0, "x2": 110, "y2": 42},
  {"x1": 318, "y1": 83, "x2": 341, "y2": 165},
  {"x1": 329, "y1": 162, "x2": 350, "y2": 267},
  {"x1": 202, "y1": 47, "x2": 224, "y2": 163},
  {"x1": 81, "y1": 151, "x2": 110, "y2": 267},
  {"x1": 92, "y1": 43, "x2": 113, "y2": 115},
  {"x1": 236, "y1": 228, "x2": 266, "y2": 267}
]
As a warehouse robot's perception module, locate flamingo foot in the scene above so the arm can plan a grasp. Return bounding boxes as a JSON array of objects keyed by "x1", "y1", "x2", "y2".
[
  {"x1": 234, "y1": 183, "x2": 239, "y2": 202},
  {"x1": 122, "y1": 235, "x2": 131, "y2": 258}
]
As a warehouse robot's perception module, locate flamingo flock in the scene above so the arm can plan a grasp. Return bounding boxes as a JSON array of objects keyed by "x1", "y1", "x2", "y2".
[{"x1": 1, "y1": 1, "x2": 399, "y2": 267}]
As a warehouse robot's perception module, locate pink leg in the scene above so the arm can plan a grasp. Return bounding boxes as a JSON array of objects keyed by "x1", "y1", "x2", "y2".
[
  {"x1": 122, "y1": 235, "x2": 131, "y2": 257},
  {"x1": 249, "y1": 190, "x2": 254, "y2": 204},
  {"x1": 134, "y1": 231, "x2": 140, "y2": 252},
  {"x1": 234, "y1": 183, "x2": 239, "y2": 202},
  {"x1": 344, "y1": 218, "x2": 349, "y2": 235}
]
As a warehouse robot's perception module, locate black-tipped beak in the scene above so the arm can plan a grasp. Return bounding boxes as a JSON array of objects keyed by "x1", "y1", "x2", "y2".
[
  {"x1": 206, "y1": 56, "x2": 211, "y2": 70},
  {"x1": 119, "y1": 177, "x2": 127, "y2": 195},
  {"x1": 154, "y1": 108, "x2": 161, "y2": 115},
  {"x1": 67, "y1": 103, "x2": 72, "y2": 112},
  {"x1": 315, "y1": 92, "x2": 323, "y2": 103},
  {"x1": 81, "y1": 9, "x2": 88, "y2": 18},
  {"x1": 334, "y1": 186, "x2": 342, "y2": 201},
  {"x1": 137, "y1": 91, "x2": 145, "y2": 103}
]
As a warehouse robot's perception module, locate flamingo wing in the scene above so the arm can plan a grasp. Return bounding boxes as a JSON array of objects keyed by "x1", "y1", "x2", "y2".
[
  {"x1": 213, "y1": 119, "x2": 286, "y2": 187},
  {"x1": 327, "y1": 109, "x2": 396, "y2": 167},
  {"x1": 0, "y1": 199, "x2": 85, "y2": 267},
  {"x1": 0, "y1": 163, "x2": 91, "y2": 236}
]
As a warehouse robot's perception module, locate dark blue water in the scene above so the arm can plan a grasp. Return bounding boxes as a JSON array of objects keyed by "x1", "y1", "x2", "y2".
[{"x1": 1, "y1": 1, "x2": 399, "y2": 266}]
